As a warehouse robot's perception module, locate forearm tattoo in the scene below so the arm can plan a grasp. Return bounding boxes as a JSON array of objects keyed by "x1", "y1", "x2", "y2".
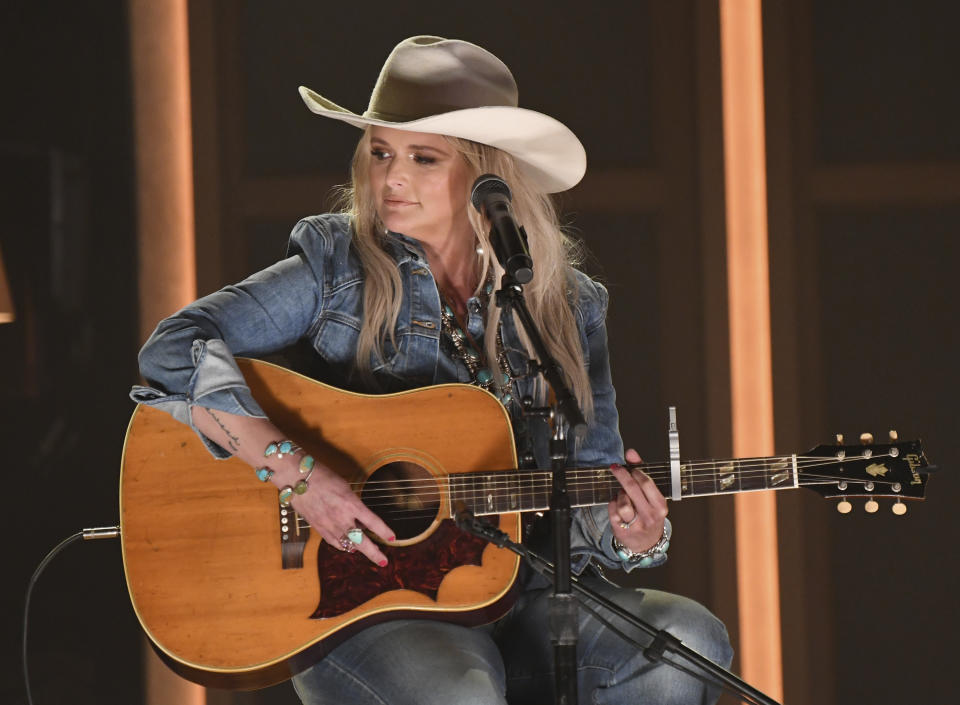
[{"x1": 205, "y1": 408, "x2": 240, "y2": 453}]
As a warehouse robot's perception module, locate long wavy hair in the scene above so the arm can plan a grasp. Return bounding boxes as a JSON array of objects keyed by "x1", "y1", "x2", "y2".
[{"x1": 336, "y1": 127, "x2": 593, "y2": 417}]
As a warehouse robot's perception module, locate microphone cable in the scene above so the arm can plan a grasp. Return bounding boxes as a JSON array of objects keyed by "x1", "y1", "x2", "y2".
[{"x1": 23, "y1": 526, "x2": 119, "y2": 705}]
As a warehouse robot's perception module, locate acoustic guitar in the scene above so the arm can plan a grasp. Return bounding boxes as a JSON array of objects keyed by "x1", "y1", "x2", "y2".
[{"x1": 120, "y1": 358, "x2": 931, "y2": 689}]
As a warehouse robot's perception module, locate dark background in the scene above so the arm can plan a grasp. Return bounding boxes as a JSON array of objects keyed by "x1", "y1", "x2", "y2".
[{"x1": 2, "y1": 1, "x2": 957, "y2": 703}]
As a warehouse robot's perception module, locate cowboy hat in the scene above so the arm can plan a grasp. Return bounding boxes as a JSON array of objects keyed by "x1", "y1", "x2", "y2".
[{"x1": 299, "y1": 36, "x2": 586, "y2": 193}]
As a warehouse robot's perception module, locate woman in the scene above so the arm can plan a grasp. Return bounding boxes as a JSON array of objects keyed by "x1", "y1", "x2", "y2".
[{"x1": 134, "y1": 36, "x2": 732, "y2": 704}]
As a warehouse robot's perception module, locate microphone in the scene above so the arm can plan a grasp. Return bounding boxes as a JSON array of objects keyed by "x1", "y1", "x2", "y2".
[
  {"x1": 470, "y1": 174, "x2": 533, "y2": 284},
  {"x1": 453, "y1": 502, "x2": 511, "y2": 548},
  {"x1": 454, "y1": 503, "x2": 477, "y2": 533}
]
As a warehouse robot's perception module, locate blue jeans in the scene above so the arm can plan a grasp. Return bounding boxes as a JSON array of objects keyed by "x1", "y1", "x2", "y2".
[{"x1": 292, "y1": 577, "x2": 733, "y2": 705}]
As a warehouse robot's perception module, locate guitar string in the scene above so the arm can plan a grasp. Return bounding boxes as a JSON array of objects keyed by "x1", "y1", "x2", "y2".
[
  {"x1": 345, "y1": 469, "x2": 913, "y2": 520},
  {"x1": 350, "y1": 470, "x2": 914, "y2": 508},
  {"x1": 273, "y1": 454, "x2": 915, "y2": 524},
  {"x1": 344, "y1": 453, "x2": 910, "y2": 499},
  {"x1": 279, "y1": 450, "x2": 919, "y2": 527},
  {"x1": 291, "y1": 472, "x2": 916, "y2": 527},
  {"x1": 357, "y1": 484, "x2": 913, "y2": 517},
  {"x1": 346, "y1": 452, "x2": 904, "y2": 487},
  {"x1": 344, "y1": 453, "x2": 903, "y2": 493}
]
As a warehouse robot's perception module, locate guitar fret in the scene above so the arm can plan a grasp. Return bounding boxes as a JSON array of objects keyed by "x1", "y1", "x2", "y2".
[
  {"x1": 768, "y1": 459, "x2": 790, "y2": 489},
  {"x1": 716, "y1": 462, "x2": 737, "y2": 495},
  {"x1": 570, "y1": 470, "x2": 584, "y2": 507},
  {"x1": 568, "y1": 469, "x2": 613, "y2": 509},
  {"x1": 534, "y1": 471, "x2": 550, "y2": 511},
  {"x1": 570, "y1": 470, "x2": 593, "y2": 508},
  {"x1": 738, "y1": 458, "x2": 765, "y2": 492},
  {"x1": 686, "y1": 462, "x2": 719, "y2": 498},
  {"x1": 449, "y1": 475, "x2": 467, "y2": 516},
  {"x1": 595, "y1": 468, "x2": 610, "y2": 506},
  {"x1": 470, "y1": 473, "x2": 482, "y2": 514},
  {"x1": 494, "y1": 473, "x2": 510, "y2": 513},
  {"x1": 507, "y1": 473, "x2": 520, "y2": 511}
]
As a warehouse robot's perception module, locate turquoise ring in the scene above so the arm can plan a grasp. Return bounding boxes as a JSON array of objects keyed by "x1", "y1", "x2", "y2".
[{"x1": 346, "y1": 528, "x2": 364, "y2": 545}]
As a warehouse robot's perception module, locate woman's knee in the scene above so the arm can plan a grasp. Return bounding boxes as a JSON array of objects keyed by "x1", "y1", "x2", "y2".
[
  {"x1": 293, "y1": 620, "x2": 507, "y2": 705},
  {"x1": 637, "y1": 589, "x2": 733, "y2": 667}
]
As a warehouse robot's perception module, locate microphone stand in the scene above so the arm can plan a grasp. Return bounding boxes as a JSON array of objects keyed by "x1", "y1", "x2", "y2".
[
  {"x1": 491, "y1": 272, "x2": 780, "y2": 705},
  {"x1": 495, "y1": 272, "x2": 584, "y2": 705},
  {"x1": 454, "y1": 509, "x2": 780, "y2": 705}
]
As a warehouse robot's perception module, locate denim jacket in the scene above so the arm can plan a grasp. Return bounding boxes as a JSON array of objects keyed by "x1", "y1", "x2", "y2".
[{"x1": 132, "y1": 213, "x2": 667, "y2": 573}]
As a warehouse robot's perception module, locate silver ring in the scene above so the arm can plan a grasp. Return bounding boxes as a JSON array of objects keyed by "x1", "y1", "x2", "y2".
[
  {"x1": 618, "y1": 514, "x2": 638, "y2": 530},
  {"x1": 338, "y1": 535, "x2": 357, "y2": 553}
]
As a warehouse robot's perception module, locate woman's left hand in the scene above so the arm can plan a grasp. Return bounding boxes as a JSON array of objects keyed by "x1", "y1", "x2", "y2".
[{"x1": 608, "y1": 448, "x2": 668, "y2": 553}]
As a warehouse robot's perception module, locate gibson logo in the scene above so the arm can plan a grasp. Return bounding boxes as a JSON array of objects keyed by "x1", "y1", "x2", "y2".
[
  {"x1": 906, "y1": 454, "x2": 923, "y2": 485},
  {"x1": 865, "y1": 463, "x2": 889, "y2": 477}
]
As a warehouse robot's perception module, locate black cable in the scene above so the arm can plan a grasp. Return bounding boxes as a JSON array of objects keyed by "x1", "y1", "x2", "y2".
[{"x1": 23, "y1": 527, "x2": 119, "y2": 705}]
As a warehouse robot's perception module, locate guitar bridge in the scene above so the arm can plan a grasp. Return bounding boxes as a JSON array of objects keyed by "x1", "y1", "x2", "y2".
[{"x1": 280, "y1": 504, "x2": 309, "y2": 569}]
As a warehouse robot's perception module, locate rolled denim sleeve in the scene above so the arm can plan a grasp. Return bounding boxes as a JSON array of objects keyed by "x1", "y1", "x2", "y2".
[
  {"x1": 567, "y1": 276, "x2": 669, "y2": 573},
  {"x1": 131, "y1": 220, "x2": 327, "y2": 457}
]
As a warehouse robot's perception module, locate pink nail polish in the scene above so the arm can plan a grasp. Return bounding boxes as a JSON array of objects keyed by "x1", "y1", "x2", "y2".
[
  {"x1": 378, "y1": 559, "x2": 388, "y2": 567},
  {"x1": 388, "y1": 535, "x2": 396, "y2": 542}
]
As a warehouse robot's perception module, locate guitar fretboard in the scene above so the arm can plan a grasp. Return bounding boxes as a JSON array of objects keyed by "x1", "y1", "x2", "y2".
[{"x1": 448, "y1": 455, "x2": 799, "y2": 516}]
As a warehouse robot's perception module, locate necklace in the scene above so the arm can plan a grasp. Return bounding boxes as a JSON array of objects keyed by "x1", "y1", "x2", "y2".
[{"x1": 438, "y1": 280, "x2": 515, "y2": 406}]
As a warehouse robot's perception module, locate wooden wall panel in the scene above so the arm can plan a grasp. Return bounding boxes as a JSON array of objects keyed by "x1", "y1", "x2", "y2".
[{"x1": 766, "y1": 1, "x2": 959, "y2": 703}]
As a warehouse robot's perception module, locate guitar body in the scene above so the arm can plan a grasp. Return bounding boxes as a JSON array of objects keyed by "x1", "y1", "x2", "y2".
[{"x1": 120, "y1": 359, "x2": 521, "y2": 689}]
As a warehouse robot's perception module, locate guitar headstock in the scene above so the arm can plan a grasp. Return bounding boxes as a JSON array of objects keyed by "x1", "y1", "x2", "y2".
[{"x1": 799, "y1": 432, "x2": 931, "y2": 515}]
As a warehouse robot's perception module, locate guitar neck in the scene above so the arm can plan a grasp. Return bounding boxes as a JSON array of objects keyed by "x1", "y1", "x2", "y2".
[{"x1": 448, "y1": 455, "x2": 799, "y2": 517}]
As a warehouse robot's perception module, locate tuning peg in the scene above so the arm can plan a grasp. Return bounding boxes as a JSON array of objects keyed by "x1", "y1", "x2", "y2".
[
  {"x1": 889, "y1": 429, "x2": 898, "y2": 441},
  {"x1": 860, "y1": 432, "x2": 874, "y2": 445},
  {"x1": 837, "y1": 500, "x2": 852, "y2": 514},
  {"x1": 865, "y1": 499, "x2": 879, "y2": 513},
  {"x1": 892, "y1": 500, "x2": 907, "y2": 516},
  {"x1": 836, "y1": 433, "x2": 844, "y2": 444}
]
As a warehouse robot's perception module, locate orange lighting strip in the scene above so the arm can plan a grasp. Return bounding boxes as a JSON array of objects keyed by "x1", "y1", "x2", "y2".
[
  {"x1": 719, "y1": 0, "x2": 784, "y2": 699},
  {"x1": 0, "y1": 244, "x2": 14, "y2": 323},
  {"x1": 129, "y1": 1, "x2": 202, "y2": 703},
  {"x1": 130, "y1": 0, "x2": 197, "y2": 343}
]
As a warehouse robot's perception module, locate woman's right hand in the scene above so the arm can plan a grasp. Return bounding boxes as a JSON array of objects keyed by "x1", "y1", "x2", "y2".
[
  {"x1": 189, "y1": 406, "x2": 395, "y2": 567},
  {"x1": 285, "y1": 459, "x2": 396, "y2": 567}
]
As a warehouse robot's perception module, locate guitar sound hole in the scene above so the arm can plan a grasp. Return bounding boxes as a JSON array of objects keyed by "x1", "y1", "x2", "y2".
[{"x1": 362, "y1": 461, "x2": 440, "y2": 540}]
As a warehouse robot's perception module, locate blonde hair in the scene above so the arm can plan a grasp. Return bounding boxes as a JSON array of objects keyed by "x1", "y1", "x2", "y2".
[{"x1": 336, "y1": 128, "x2": 593, "y2": 417}]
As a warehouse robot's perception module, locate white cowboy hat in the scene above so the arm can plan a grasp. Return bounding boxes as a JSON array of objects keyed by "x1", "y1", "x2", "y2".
[{"x1": 299, "y1": 35, "x2": 586, "y2": 193}]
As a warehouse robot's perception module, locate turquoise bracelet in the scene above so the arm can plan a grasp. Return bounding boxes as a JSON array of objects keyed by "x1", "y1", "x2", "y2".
[
  {"x1": 293, "y1": 465, "x2": 315, "y2": 495},
  {"x1": 278, "y1": 460, "x2": 315, "y2": 506},
  {"x1": 299, "y1": 453, "x2": 315, "y2": 474},
  {"x1": 255, "y1": 467, "x2": 274, "y2": 482},
  {"x1": 265, "y1": 439, "x2": 300, "y2": 459},
  {"x1": 612, "y1": 521, "x2": 672, "y2": 567}
]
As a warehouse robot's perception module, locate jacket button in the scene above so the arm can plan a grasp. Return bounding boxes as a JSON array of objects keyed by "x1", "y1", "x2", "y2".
[{"x1": 412, "y1": 319, "x2": 436, "y2": 329}]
